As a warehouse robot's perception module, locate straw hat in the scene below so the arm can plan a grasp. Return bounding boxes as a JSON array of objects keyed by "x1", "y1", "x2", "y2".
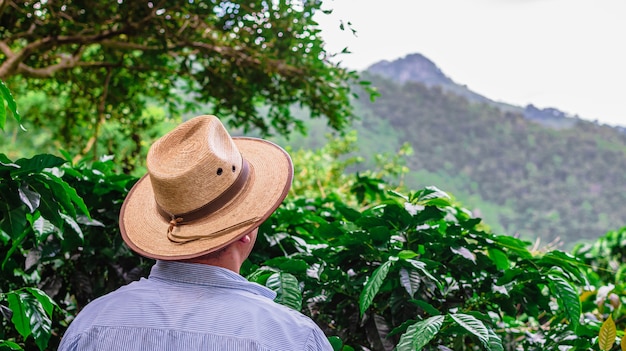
[{"x1": 119, "y1": 115, "x2": 293, "y2": 260}]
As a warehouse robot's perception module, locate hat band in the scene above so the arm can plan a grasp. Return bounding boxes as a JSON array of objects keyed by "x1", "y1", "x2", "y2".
[
  {"x1": 167, "y1": 216, "x2": 261, "y2": 243},
  {"x1": 156, "y1": 159, "x2": 251, "y2": 241}
]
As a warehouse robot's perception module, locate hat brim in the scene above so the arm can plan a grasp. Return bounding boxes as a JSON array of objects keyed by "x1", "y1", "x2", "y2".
[{"x1": 119, "y1": 137, "x2": 293, "y2": 260}]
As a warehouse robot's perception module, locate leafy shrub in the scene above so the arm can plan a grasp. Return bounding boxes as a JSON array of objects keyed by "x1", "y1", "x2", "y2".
[
  {"x1": 573, "y1": 228, "x2": 626, "y2": 351},
  {"x1": 0, "y1": 153, "x2": 150, "y2": 350},
  {"x1": 249, "y1": 178, "x2": 590, "y2": 350}
]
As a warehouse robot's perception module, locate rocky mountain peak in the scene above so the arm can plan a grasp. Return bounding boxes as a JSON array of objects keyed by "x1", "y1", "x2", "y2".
[{"x1": 367, "y1": 53, "x2": 454, "y2": 87}]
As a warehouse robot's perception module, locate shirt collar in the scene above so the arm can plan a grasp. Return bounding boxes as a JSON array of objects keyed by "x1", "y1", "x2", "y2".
[{"x1": 149, "y1": 260, "x2": 276, "y2": 299}]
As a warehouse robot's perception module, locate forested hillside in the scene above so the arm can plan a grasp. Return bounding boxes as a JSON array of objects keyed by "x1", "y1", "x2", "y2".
[
  {"x1": 356, "y1": 72, "x2": 626, "y2": 246},
  {"x1": 289, "y1": 56, "x2": 626, "y2": 248}
]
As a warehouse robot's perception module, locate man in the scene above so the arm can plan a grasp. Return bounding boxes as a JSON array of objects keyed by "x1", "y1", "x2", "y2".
[{"x1": 59, "y1": 115, "x2": 333, "y2": 350}]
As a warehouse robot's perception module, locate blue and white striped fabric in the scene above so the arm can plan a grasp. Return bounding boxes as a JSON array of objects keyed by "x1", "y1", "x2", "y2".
[{"x1": 59, "y1": 261, "x2": 332, "y2": 351}]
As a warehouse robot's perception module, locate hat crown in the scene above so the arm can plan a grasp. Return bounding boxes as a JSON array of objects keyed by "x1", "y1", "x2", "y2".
[{"x1": 147, "y1": 116, "x2": 243, "y2": 215}]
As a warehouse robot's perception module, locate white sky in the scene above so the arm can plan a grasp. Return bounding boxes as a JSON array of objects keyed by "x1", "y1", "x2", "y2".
[{"x1": 316, "y1": 0, "x2": 626, "y2": 127}]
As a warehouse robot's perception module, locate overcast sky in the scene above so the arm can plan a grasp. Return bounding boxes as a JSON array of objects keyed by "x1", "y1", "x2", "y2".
[{"x1": 316, "y1": 0, "x2": 626, "y2": 127}]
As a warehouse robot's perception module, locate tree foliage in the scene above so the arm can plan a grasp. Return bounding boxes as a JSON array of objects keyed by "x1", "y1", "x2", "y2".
[{"x1": 0, "y1": 0, "x2": 360, "y2": 169}]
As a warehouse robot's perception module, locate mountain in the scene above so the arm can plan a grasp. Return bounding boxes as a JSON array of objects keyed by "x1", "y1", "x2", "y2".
[
  {"x1": 368, "y1": 54, "x2": 452, "y2": 87},
  {"x1": 368, "y1": 53, "x2": 582, "y2": 130},
  {"x1": 285, "y1": 53, "x2": 626, "y2": 249},
  {"x1": 368, "y1": 53, "x2": 493, "y2": 105},
  {"x1": 356, "y1": 54, "x2": 626, "y2": 247}
]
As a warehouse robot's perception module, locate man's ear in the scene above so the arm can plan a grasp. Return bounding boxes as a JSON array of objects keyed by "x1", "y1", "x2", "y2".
[{"x1": 239, "y1": 234, "x2": 251, "y2": 244}]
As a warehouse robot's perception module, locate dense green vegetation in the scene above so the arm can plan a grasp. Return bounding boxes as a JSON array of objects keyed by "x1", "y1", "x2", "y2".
[
  {"x1": 3, "y1": 1, "x2": 626, "y2": 350},
  {"x1": 3, "y1": 133, "x2": 626, "y2": 350}
]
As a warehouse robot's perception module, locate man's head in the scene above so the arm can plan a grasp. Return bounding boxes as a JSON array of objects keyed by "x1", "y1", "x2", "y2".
[{"x1": 119, "y1": 115, "x2": 293, "y2": 260}]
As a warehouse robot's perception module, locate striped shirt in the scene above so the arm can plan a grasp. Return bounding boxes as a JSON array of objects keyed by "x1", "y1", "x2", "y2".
[{"x1": 58, "y1": 261, "x2": 333, "y2": 351}]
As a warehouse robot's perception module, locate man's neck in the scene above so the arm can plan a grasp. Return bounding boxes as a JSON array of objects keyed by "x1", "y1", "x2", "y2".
[{"x1": 181, "y1": 247, "x2": 243, "y2": 273}]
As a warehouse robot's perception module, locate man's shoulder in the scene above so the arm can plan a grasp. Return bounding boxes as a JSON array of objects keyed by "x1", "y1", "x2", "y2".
[
  {"x1": 65, "y1": 278, "x2": 153, "y2": 325},
  {"x1": 61, "y1": 280, "x2": 333, "y2": 351}
]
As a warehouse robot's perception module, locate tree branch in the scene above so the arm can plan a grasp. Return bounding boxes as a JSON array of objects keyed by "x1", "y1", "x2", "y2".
[
  {"x1": 0, "y1": 40, "x2": 12, "y2": 56},
  {"x1": 15, "y1": 53, "x2": 81, "y2": 78},
  {"x1": 74, "y1": 68, "x2": 112, "y2": 163},
  {"x1": 100, "y1": 39, "x2": 163, "y2": 51},
  {"x1": 0, "y1": 0, "x2": 9, "y2": 19},
  {"x1": 186, "y1": 41, "x2": 303, "y2": 76},
  {"x1": 0, "y1": 4, "x2": 159, "y2": 79}
]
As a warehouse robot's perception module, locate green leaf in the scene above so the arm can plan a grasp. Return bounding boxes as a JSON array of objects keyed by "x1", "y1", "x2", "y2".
[
  {"x1": 399, "y1": 268, "x2": 420, "y2": 297},
  {"x1": 263, "y1": 257, "x2": 310, "y2": 275},
  {"x1": 29, "y1": 170, "x2": 91, "y2": 220},
  {"x1": 548, "y1": 273, "x2": 581, "y2": 330},
  {"x1": 487, "y1": 327, "x2": 505, "y2": 351},
  {"x1": 0, "y1": 299, "x2": 12, "y2": 316},
  {"x1": 409, "y1": 299, "x2": 441, "y2": 317},
  {"x1": 355, "y1": 216, "x2": 387, "y2": 229},
  {"x1": 58, "y1": 149, "x2": 73, "y2": 162},
  {"x1": 538, "y1": 251, "x2": 586, "y2": 283},
  {"x1": 12, "y1": 155, "x2": 65, "y2": 176},
  {"x1": 0, "y1": 93, "x2": 6, "y2": 130},
  {"x1": 266, "y1": 272, "x2": 302, "y2": 311},
  {"x1": 398, "y1": 250, "x2": 418, "y2": 260},
  {"x1": 6, "y1": 292, "x2": 32, "y2": 340},
  {"x1": 450, "y1": 246, "x2": 476, "y2": 263},
  {"x1": 18, "y1": 182, "x2": 40, "y2": 213},
  {"x1": 335, "y1": 203, "x2": 361, "y2": 222},
  {"x1": 448, "y1": 313, "x2": 490, "y2": 349},
  {"x1": 313, "y1": 222, "x2": 344, "y2": 239},
  {"x1": 539, "y1": 249, "x2": 582, "y2": 265},
  {"x1": 24, "y1": 180, "x2": 63, "y2": 229},
  {"x1": 2, "y1": 226, "x2": 28, "y2": 270},
  {"x1": 487, "y1": 248, "x2": 510, "y2": 270},
  {"x1": 328, "y1": 336, "x2": 343, "y2": 351},
  {"x1": 396, "y1": 315, "x2": 444, "y2": 351},
  {"x1": 246, "y1": 268, "x2": 276, "y2": 286},
  {"x1": 23, "y1": 288, "x2": 56, "y2": 318},
  {"x1": 29, "y1": 213, "x2": 53, "y2": 242},
  {"x1": 7, "y1": 291, "x2": 52, "y2": 350},
  {"x1": 404, "y1": 259, "x2": 441, "y2": 289},
  {"x1": 60, "y1": 213, "x2": 84, "y2": 240},
  {"x1": 368, "y1": 226, "x2": 391, "y2": 244},
  {"x1": 29, "y1": 173, "x2": 74, "y2": 218},
  {"x1": 412, "y1": 186, "x2": 451, "y2": 207},
  {"x1": 0, "y1": 340, "x2": 23, "y2": 350},
  {"x1": 45, "y1": 172, "x2": 90, "y2": 217},
  {"x1": 0, "y1": 80, "x2": 21, "y2": 128},
  {"x1": 491, "y1": 235, "x2": 532, "y2": 259},
  {"x1": 388, "y1": 319, "x2": 417, "y2": 338},
  {"x1": 0, "y1": 206, "x2": 28, "y2": 240},
  {"x1": 359, "y1": 260, "x2": 393, "y2": 316},
  {"x1": 0, "y1": 153, "x2": 20, "y2": 170},
  {"x1": 495, "y1": 267, "x2": 525, "y2": 286},
  {"x1": 599, "y1": 315, "x2": 616, "y2": 351}
]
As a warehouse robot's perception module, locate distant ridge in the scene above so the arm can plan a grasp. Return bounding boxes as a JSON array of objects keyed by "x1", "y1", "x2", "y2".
[{"x1": 367, "y1": 53, "x2": 583, "y2": 129}]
